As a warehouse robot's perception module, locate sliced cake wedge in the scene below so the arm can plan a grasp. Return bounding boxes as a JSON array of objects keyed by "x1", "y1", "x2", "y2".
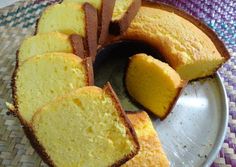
[
  {"x1": 31, "y1": 83, "x2": 139, "y2": 167},
  {"x1": 62, "y1": 0, "x2": 116, "y2": 45},
  {"x1": 123, "y1": 111, "x2": 170, "y2": 167},
  {"x1": 36, "y1": 3, "x2": 97, "y2": 60},
  {"x1": 125, "y1": 53, "x2": 186, "y2": 120},
  {"x1": 110, "y1": 0, "x2": 141, "y2": 35},
  {"x1": 12, "y1": 52, "x2": 93, "y2": 125},
  {"x1": 18, "y1": 32, "x2": 85, "y2": 64}
]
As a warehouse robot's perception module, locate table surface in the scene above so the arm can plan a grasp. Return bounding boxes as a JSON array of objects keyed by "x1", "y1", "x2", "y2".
[{"x1": 0, "y1": 0, "x2": 19, "y2": 8}]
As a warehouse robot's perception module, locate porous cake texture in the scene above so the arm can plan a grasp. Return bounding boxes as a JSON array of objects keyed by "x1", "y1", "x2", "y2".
[
  {"x1": 126, "y1": 53, "x2": 185, "y2": 119},
  {"x1": 18, "y1": 32, "x2": 84, "y2": 64},
  {"x1": 31, "y1": 84, "x2": 139, "y2": 167},
  {"x1": 12, "y1": 52, "x2": 93, "y2": 125},
  {"x1": 62, "y1": 0, "x2": 115, "y2": 45},
  {"x1": 37, "y1": 2, "x2": 97, "y2": 60}
]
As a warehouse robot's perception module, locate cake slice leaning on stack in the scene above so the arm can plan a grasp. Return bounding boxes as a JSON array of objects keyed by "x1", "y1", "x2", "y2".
[
  {"x1": 12, "y1": 52, "x2": 93, "y2": 126},
  {"x1": 123, "y1": 111, "x2": 170, "y2": 167},
  {"x1": 62, "y1": 0, "x2": 116, "y2": 45},
  {"x1": 126, "y1": 53, "x2": 186, "y2": 120},
  {"x1": 18, "y1": 32, "x2": 85, "y2": 65},
  {"x1": 36, "y1": 2, "x2": 97, "y2": 60},
  {"x1": 31, "y1": 83, "x2": 139, "y2": 167}
]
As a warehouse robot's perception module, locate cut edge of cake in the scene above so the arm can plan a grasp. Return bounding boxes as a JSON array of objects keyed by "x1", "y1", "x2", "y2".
[
  {"x1": 157, "y1": 82, "x2": 186, "y2": 120},
  {"x1": 125, "y1": 53, "x2": 187, "y2": 120},
  {"x1": 110, "y1": 0, "x2": 142, "y2": 35},
  {"x1": 22, "y1": 83, "x2": 139, "y2": 167},
  {"x1": 11, "y1": 53, "x2": 94, "y2": 127},
  {"x1": 130, "y1": 80, "x2": 187, "y2": 120},
  {"x1": 102, "y1": 83, "x2": 140, "y2": 166}
]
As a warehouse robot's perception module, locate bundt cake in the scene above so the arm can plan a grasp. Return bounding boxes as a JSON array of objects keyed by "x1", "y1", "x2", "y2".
[
  {"x1": 123, "y1": 111, "x2": 170, "y2": 167},
  {"x1": 18, "y1": 32, "x2": 85, "y2": 64},
  {"x1": 12, "y1": 52, "x2": 93, "y2": 125},
  {"x1": 31, "y1": 83, "x2": 139, "y2": 167},
  {"x1": 62, "y1": 0, "x2": 116, "y2": 45},
  {"x1": 110, "y1": 0, "x2": 141, "y2": 35},
  {"x1": 36, "y1": 2, "x2": 97, "y2": 60},
  {"x1": 122, "y1": 2, "x2": 230, "y2": 80},
  {"x1": 126, "y1": 53, "x2": 186, "y2": 119},
  {"x1": 9, "y1": 1, "x2": 231, "y2": 166}
]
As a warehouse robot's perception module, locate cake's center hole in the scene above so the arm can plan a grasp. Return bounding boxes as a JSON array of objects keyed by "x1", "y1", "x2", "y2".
[{"x1": 94, "y1": 40, "x2": 164, "y2": 111}]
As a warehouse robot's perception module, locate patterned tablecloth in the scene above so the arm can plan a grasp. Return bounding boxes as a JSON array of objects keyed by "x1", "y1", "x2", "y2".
[{"x1": 0, "y1": 0, "x2": 235, "y2": 166}]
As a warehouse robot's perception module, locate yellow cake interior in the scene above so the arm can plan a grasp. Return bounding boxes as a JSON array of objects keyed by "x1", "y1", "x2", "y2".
[
  {"x1": 62, "y1": 0, "x2": 102, "y2": 10},
  {"x1": 15, "y1": 53, "x2": 87, "y2": 124},
  {"x1": 37, "y1": 3, "x2": 85, "y2": 35},
  {"x1": 18, "y1": 32, "x2": 73, "y2": 64},
  {"x1": 112, "y1": 0, "x2": 133, "y2": 21},
  {"x1": 32, "y1": 86, "x2": 136, "y2": 167},
  {"x1": 123, "y1": 6, "x2": 226, "y2": 80},
  {"x1": 126, "y1": 53, "x2": 184, "y2": 119},
  {"x1": 123, "y1": 111, "x2": 170, "y2": 167}
]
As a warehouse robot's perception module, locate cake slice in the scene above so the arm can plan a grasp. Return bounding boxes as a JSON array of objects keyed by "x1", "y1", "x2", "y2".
[
  {"x1": 36, "y1": 3, "x2": 97, "y2": 60},
  {"x1": 123, "y1": 111, "x2": 170, "y2": 167},
  {"x1": 12, "y1": 52, "x2": 93, "y2": 125},
  {"x1": 31, "y1": 83, "x2": 139, "y2": 167},
  {"x1": 18, "y1": 32, "x2": 85, "y2": 64},
  {"x1": 125, "y1": 53, "x2": 186, "y2": 119},
  {"x1": 62, "y1": 0, "x2": 116, "y2": 44},
  {"x1": 122, "y1": 2, "x2": 230, "y2": 80},
  {"x1": 110, "y1": 0, "x2": 141, "y2": 35}
]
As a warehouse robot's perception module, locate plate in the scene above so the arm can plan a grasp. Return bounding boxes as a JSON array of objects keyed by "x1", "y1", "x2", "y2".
[{"x1": 95, "y1": 41, "x2": 228, "y2": 167}]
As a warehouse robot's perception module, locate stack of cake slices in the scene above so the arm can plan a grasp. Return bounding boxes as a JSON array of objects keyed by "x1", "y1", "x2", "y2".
[
  {"x1": 11, "y1": 0, "x2": 146, "y2": 166},
  {"x1": 8, "y1": 0, "x2": 230, "y2": 166}
]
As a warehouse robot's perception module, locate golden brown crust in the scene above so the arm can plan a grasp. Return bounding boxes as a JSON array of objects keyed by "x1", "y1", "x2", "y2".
[
  {"x1": 141, "y1": 1, "x2": 230, "y2": 61},
  {"x1": 110, "y1": 0, "x2": 142, "y2": 35},
  {"x1": 11, "y1": 51, "x2": 26, "y2": 124},
  {"x1": 34, "y1": 18, "x2": 39, "y2": 35},
  {"x1": 83, "y1": 3, "x2": 98, "y2": 61},
  {"x1": 22, "y1": 125, "x2": 55, "y2": 167},
  {"x1": 98, "y1": 0, "x2": 116, "y2": 45},
  {"x1": 69, "y1": 34, "x2": 85, "y2": 58},
  {"x1": 11, "y1": 53, "x2": 55, "y2": 166},
  {"x1": 83, "y1": 56, "x2": 94, "y2": 86},
  {"x1": 103, "y1": 82, "x2": 140, "y2": 167}
]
